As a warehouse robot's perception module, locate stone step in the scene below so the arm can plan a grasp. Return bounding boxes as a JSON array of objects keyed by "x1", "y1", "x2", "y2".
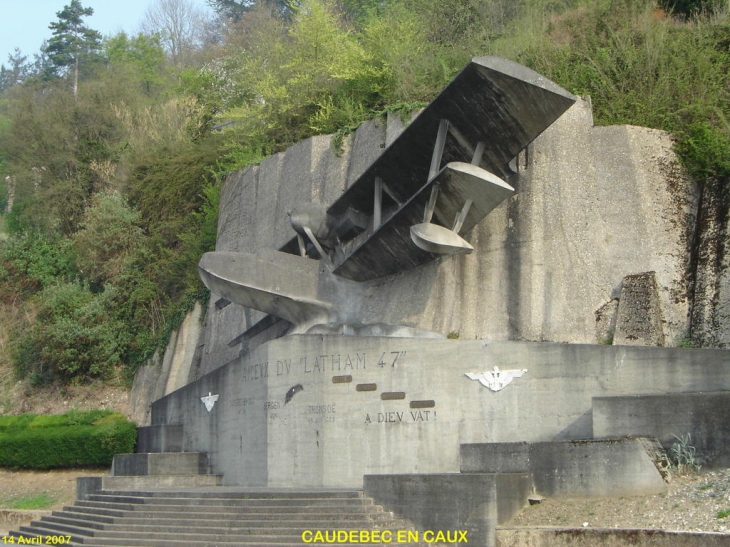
[
  {"x1": 43, "y1": 514, "x2": 108, "y2": 529},
  {"x1": 77, "y1": 542, "x2": 420, "y2": 547},
  {"x1": 32, "y1": 527, "x2": 310, "y2": 542},
  {"x1": 26, "y1": 519, "x2": 100, "y2": 537},
  {"x1": 16, "y1": 524, "x2": 90, "y2": 543},
  {"x1": 34, "y1": 518, "x2": 408, "y2": 535},
  {"x1": 7, "y1": 488, "x2": 424, "y2": 547},
  {"x1": 96, "y1": 488, "x2": 365, "y2": 499},
  {"x1": 61, "y1": 505, "x2": 128, "y2": 518},
  {"x1": 113, "y1": 524, "x2": 403, "y2": 534},
  {"x1": 87, "y1": 493, "x2": 373, "y2": 506},
  {"x1": 12, "y1": 529, "x2": 421, "y2": 547},
  {"x1": 100, "y1": 474, "x2": 223, "y2": 490},
  {"x1": 62, "y1": 504, "x2": 398, "y2": 522},
  {"x1": 75, "y1": 499, "x2": 386, "y2": 514},
  {"x1": 50, "y1": 510, "x2": 117, "y2": 525}
]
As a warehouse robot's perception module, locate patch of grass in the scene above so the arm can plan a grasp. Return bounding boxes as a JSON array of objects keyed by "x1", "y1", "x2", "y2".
[
  {"x1": 671, "y1": 433, "x2": 702, "y2": 475},
  {"x1": 447, "y1": 331, "x2": 460, "y2": 339},
  {"x1": 0, "y1": 492, "x2": 57, "y2": 509},
  {"x1": 676, "y1": 333, "x2": 695, "y2": 348},
  {"x1": 717, "y1": 508, "x2": 730, "y2": 519}
]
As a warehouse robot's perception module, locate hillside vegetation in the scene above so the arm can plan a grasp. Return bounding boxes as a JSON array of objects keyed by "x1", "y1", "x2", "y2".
[{"x1": 0, "y1": 0, "x2": 728, "y2": 391}]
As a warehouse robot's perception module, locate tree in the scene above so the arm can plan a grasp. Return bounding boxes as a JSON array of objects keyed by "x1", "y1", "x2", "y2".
[
  {"x1": 206, "y1": 0, "x2": 292, "y2": 21},
  {"x1": 72, "y1": 191, "x2": 148, "y2": 288},
  {"x1": 142, "y1": 0, "x2": 206, "y2": 68},
  {"x1": 104, "y1": 32, "x2": 167, "y2": 94},
  {"x1": 0, "y1": 49, "x2": 32, "y2": 91},
  {"x1": 206, "y1": 0, "x2": 254, "y2": 21},
  {"x1": 19, "y1": 281, "x2": 131, "y2": 382},
  {"x1": 43, "y1": 0, "x2": 102, "y2": 99}
]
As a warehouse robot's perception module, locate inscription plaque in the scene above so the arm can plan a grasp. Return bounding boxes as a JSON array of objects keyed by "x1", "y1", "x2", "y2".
[
  {"x1": 381, "y1": 392, "x2": 406, "y2": 400},
  {"x1": 332, "y1": 375, "x2": 353, "y2": 383}
]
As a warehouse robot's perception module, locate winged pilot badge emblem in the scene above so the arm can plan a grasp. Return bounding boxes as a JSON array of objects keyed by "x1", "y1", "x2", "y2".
[
  {"x1": 465, "y1": 366, "x2": 527, "y2": 392},
  {"x1": 201, "y1": 392, "x2": 220, "y2": 412}
]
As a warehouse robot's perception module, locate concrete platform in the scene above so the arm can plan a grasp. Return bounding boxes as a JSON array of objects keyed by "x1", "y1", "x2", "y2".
[
  {"x1": 136, "y1": 425, "x2": 183, "y2": 453},
  {"x1": 111, "y1": 452, "x2": 209, "y2": 477},
  {"x1": 150, "y1": 336, "x2": 730, "y2": 487},
  {"x1": 593, "y1": 391, "x2": 730, "y2": 468},
  {"x1": 364, "y1": 473, "x2": 532, "y2": 547},
  {"x1": 461, "y1": 438, "x2": 667, "y2": 498}
]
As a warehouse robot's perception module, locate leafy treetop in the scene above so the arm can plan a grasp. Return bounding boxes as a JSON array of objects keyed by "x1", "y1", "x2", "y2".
[{"x1": 44, "y1": 0, "x2": 102, "y2": 96}]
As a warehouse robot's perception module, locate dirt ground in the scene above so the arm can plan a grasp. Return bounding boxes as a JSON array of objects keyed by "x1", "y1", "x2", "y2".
[
  {"x1": 0, "y1": 378, "x2": 131, "y2": 418},
  {"x1": 0, "y1": 468, "x2": 109, "y2": 536},
  {"x1": 510, "y1": 468, "x2": 730, "y2": 533}
]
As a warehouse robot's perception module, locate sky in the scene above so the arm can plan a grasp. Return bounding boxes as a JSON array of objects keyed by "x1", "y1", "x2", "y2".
[{"x1": 0, "y1": 0, "x2": 212, "y2": 64}]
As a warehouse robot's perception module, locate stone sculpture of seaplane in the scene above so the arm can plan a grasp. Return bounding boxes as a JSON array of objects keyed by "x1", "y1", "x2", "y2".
[{"x1": 198, "y1": 57, "x2": 576, "y2": 340}]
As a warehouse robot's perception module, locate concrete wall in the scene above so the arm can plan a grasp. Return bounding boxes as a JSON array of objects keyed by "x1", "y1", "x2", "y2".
[
  {"x1": 0, "y1": 510, "x2": 48, "y2": 536},
  {"x1": 136, "y1": 424, "x2": 184, "y2": 453},
  {"x1": 130, "y1": 302, "x2": 204, "y2": 425},
  {"x1": 111, "y1": 452, "x2": 209, "y2": 476},
  {"x1": 462, "y1": 439, "x2": 667, "y2": 498},
  {"x1": 151, "y1": 336, "x2": 729, "y2": 487},
  {"x1": 691, "y1": 175, "x2": 730, "y2": 348},
  {"x1": 593, "y1": 391, "x2": 730, "y2": 468},
  {"x1": 364, "y1": 473, "x2": 532, "y2": 547}
]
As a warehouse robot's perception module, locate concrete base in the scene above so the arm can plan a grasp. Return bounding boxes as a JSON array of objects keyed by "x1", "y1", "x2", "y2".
[
  {"x1": 111, "y1": 452, "x2": 209, "y2": 477},
  {"x1": 593, "y1": 391, "x2": 730, "y2": 468},
  {"x1": 102, "y1": 474, "x2": 223, "y2": 490},
  {"x1": 136, "y1": 424, "x2": 184, "y2": 453},
  {"x1": 364, "y1": 473, "x2": 532, "y2": 547},
  {"x1": 0, "y1": 511, "x2": 49, "y2": 536},
  {"x1": 76, "y1": 474, "x2": 223, "y2": 500},
  {"x1": 461, "y1": 439, "x2": 667, "y2": 498},
  {"x1": 150, "y1": 336, "x2": 730, "y2": 487},
  {"x1": 497, "y1": 528, "x2": 730, "y2": 546}
]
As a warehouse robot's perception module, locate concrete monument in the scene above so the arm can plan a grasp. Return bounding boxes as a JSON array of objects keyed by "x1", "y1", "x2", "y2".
[{"x1": 125, "y1": 55, "x2": 730, "y2": 546}]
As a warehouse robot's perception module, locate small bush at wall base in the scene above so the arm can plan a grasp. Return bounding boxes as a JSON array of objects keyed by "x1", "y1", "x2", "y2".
[
  {"x1": 670, "y1": 433, "x2": 702, "y2": 475},
  {"x1": 0, "y1": 410, "x2": 136, "y2": 469}
]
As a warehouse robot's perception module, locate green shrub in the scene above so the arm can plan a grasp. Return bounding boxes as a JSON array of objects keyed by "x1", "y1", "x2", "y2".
[
  {"x1": 13, "y1": 281, "x2": 131, "y2": 382},
  {"x1": 0, "y1": 409, "x2": 113, "y2": 431},
  {"x1": 0, "y1": 411, "x2": 136, "y2": 469},
  {"x1": 0, "y1": 232, "x2": 76, "y2": 296}
]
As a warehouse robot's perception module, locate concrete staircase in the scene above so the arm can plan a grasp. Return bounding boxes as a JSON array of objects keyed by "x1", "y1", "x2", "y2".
[{"x1": 7, "y1": 489, "x2": 420, "y2": 546}]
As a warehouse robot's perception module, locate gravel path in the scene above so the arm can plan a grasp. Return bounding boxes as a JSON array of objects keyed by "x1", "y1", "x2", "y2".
[{"x1": 510, "y1": 469, "x2": 730, "y2": 533}]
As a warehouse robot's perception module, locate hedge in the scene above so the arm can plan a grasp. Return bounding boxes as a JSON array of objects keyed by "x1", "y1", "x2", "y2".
[
  {"x1": 0, "y1": 409, "x2": 113, "y2": 431},
  {"x1": 0, "y1": 411, "x2": 136, "y2": 469}
]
